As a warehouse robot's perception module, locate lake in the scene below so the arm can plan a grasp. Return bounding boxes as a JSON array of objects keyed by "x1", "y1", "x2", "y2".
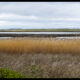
[
  {"x1": 0, "y1": 32, "x2": 80, "y2": 34},
  {"x1": 0, "y1": 32, "x2": 80, "y2": 39}
]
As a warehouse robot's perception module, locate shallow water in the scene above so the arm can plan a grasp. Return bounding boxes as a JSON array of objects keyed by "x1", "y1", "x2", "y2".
[
  {"x1": 56, "y1": 37, "x2": 80, "y2": 39},
  {"x1": 0, "y1": 37, "x2": 80, "y2": 40},
  {"x1": 0, "y1": 37, "x2": 12, "y2": 39}
]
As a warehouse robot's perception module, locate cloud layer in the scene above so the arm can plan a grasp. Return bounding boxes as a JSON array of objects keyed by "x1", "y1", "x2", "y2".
[{"x1": 0, "y1": 2, "x2": 80, "y2": 29}]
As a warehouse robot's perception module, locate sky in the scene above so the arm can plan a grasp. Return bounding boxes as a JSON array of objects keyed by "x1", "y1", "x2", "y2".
[{"x1": 0, "y1": 2, "x2": 80, "y2": 29}]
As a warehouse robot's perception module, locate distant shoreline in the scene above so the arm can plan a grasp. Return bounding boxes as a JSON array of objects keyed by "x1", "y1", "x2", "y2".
[
  {"x1": 0, "y1": 29, "x2": 80, "y2": 37},
  {"x1": 1, "y1": 29, "x2": 80, "y2": 32}
]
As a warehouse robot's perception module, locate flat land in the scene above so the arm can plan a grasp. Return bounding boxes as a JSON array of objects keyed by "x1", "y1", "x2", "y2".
[
  {"x1": 0, "y1": 37, "x2": 80, "y2": 78},
  {"x1": 1, "y1": 29, "x2": 80, "y2": 32}
]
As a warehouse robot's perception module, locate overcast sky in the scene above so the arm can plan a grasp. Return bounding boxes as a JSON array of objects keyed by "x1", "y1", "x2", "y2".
[{"x1": 0, "y1": 2, "x2": 80, "y2": 29}]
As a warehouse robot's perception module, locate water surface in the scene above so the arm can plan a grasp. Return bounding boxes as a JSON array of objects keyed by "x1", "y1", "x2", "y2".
[
  {"x1": 0, "y1": 32, "x2": 80, "y2": 34},
  {"x1": 0, "y1": 32, "x2": 80, "y2": 39}
]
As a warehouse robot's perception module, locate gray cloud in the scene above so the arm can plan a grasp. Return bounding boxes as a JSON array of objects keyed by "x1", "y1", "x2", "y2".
[{"x1": 0, "y1": 2, "x2": 80, "y2": 29}]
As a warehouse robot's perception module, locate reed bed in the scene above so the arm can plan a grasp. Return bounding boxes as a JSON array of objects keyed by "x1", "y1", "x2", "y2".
[{"x1": 0, "y1": 38, "x2": 80, "y2": 54}]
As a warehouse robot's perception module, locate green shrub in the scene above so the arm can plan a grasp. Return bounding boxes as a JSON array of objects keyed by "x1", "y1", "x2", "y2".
[{"x1": 0, "y1": 68, "x2": 26, "y2": 78}]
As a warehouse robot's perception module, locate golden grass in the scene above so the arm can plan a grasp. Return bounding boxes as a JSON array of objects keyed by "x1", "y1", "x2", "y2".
[{"x1": 0, "y1": 38, "x2": 80, "y2": 54}]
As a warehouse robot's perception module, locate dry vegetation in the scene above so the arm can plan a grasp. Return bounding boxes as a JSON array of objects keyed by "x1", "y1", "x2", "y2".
[
  {"x1": 0, "y1": 37, "x2": 80, "y2": 54},
  {"x1": 1, "y1": 37, "x2": 80, "y2": 78},
  {"x1": 1, "y1": 52, "x2": 80, "y2": 78}
]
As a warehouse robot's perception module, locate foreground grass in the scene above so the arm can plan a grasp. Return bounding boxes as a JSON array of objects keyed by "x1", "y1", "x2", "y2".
[
  {"x1": 0, "y1": 53, "x2": 80, "y2": 78},
  {"x1": 0, "y1": 38, "x2": 80, "y2": 54},
  {"x1": 0, "y1": 37, "x2": 80, "y2": 78}
]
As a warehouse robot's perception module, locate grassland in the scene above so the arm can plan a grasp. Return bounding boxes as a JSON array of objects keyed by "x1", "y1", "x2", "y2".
[
  {"x1": 0, "y1": 37, "x2": 80, "y2": 54},
  {"x1": 0, "y1": 37, "x2": 80, "y2": 78},
  {"x1": 1, "y1": 28, "x2": 80, "y2": 32}
]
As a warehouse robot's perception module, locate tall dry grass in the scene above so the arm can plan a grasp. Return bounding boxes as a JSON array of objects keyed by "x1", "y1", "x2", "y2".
[{"x1": 0, "y1": 38, "x2": 80, "y2": 54}]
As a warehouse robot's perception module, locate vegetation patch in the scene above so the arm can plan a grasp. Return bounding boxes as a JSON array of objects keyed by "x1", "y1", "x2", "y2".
[{"x1": 0, "y1": 68, "x2": 26, "y2": 78}]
